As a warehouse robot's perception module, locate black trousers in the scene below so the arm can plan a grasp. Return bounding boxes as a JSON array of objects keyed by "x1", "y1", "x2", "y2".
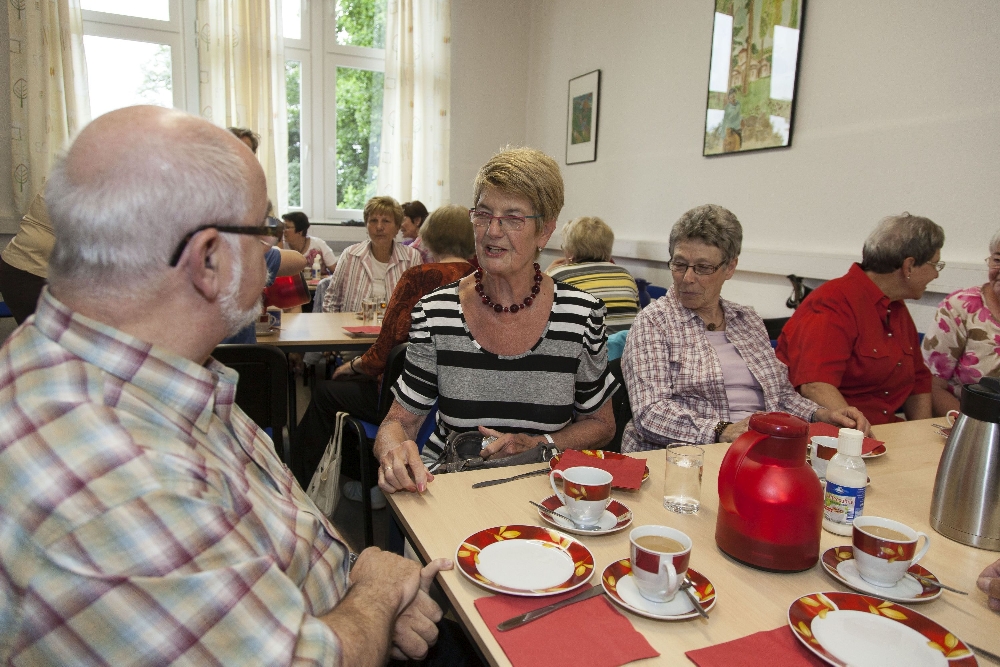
[
  {"x1": 0, "y1": 258, "x2": 46, "y2": 324},
  {"x1": 293, "y1": 376, "x2": 380, "y2": 487}
]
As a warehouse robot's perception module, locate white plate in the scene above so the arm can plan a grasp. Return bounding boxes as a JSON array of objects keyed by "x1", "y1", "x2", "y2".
[
  {"x1": 455, "y1": 525, "x2": 595, "y2": 596},
  {"x1": 813, "y1": 611, "x2": 947, "y2": 666}
]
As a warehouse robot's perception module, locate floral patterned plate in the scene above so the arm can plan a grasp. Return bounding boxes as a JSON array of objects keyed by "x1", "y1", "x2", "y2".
[
  {"x1": 862, "y1": 445, "x2": 887, "y2": 458},
  {"x1": 536, "y1": 494, "x2": 633, "y2": 535},
  {"x1": 549, "y1": 450, "x2": 650, "y2": 486},
  {"x1": 601, "y1": 559, "x2": 716, "y2": 620},
  {"x1": 455, "y1": 525, "x2": 595, "y2": 596},
  {"x1": 821, "y1": 547, "x2": 942, "y2": 603},
  {"x1": 788, "y1": 591, "x2": 976, "y2": 666}
]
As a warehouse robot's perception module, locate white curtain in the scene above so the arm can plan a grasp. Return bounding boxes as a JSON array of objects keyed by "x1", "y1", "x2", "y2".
[
  {"x1": 196, "y1": 0, "x2": 288, "y2": 209},
  {"x1": 7, "y1": 0, "x2": 90, "y2": 216},
  {"x1": 377, "y1": 0, "x2": 451, "y2": 210}
]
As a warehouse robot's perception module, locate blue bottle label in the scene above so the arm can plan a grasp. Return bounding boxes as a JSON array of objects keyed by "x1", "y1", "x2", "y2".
[{"x1": 824, "y1": 481, "x2": 866, "y2": 525}]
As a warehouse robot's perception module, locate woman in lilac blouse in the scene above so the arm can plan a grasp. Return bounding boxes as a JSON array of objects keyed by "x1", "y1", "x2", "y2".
[
  {"x1": 621, "y1": 205, "x2": 870, "y2": 452},
  {"x1": 922, "y1": 230, "x2": 1000, "y2": 415}
]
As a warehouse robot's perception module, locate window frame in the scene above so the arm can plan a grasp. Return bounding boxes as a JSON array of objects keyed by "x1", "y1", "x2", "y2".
[
  {"x1": 288, "y1": 0, "x2": 385, "y2": 223},
  {"x1": 81, "y1": 0, "x2": 198, "y2": 116}
]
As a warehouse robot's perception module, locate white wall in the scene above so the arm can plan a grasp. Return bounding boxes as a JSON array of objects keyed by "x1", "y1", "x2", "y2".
[
  {"x1": 449, "y1": 0, "x2": 999, "y2": 326},
  {"x1": 449, "y1": 0, "x2": 531, "y2": 206}
]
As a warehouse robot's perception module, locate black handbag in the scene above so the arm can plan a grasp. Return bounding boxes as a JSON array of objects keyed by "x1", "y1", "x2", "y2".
[{"x1": 435, "y1": 430, "x2": 556, "y2": 473}]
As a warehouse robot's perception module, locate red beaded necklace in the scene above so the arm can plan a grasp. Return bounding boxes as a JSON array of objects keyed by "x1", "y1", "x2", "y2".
[{"x1": 474, "y1": 263, "x2": 542, "y2": 314}]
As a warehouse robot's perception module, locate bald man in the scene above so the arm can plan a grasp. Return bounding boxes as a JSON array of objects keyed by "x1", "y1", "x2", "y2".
[{"x1": 0, "y1": 106, "x2": 452, "y2": 666}]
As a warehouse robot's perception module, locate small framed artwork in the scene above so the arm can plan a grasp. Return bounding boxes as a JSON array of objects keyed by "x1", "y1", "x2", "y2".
[
  {"x1": 703, "y1": 0, "x2": 805, "y2": 156},
  {"x1": 566, "y1": 69, "x2": 601, "y2": 164}
]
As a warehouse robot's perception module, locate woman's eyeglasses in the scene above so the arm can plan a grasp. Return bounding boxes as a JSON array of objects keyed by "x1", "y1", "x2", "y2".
[
  {"x1": 667, "y1": 260, "x2": 728, "y2": 276},
  {"x1": 469, "y1": 208, "x2": 543, "y2": 232},
  {"x1": 168, "y1": 220, "x2": 282, "y2": 266}
]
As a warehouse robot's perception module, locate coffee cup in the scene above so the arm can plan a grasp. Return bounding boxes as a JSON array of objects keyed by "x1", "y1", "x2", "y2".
[
  {"x1": 852, "y1": 516, "x2": 930, "y2": 587},
  {"x1": 549, "y1": 466, "x2": 612, "y2": 527},
  {"x1": 266, "y1": 306, "x2": 282, "y2": 331},
  {"x1": 629, "y1": 526, "x2": 692, "y2": 602},
  {"x1": 810, "y1": 435, "x2": 838, "y2": 481}
]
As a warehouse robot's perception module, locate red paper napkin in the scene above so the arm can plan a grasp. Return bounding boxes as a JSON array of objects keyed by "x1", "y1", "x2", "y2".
[
  {"x1": 342, "y1": 325, "x2": 381, "y2": 335},
  {"x1": 553, "y1": 449, "x2": 646, "y2": 490},
  {"x1": 475, "y1": 589, "x2": 659, "y2": 667},
  {"x1": 686, "y1": 626, "x2": 825, "y2": 666},
  {"x1": 808, "y1": 422, "x2": 884, "y2": 455}
]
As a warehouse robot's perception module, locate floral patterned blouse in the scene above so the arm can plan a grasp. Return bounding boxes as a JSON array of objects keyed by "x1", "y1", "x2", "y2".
[{"x1": 922, "y1": 285, "x2": 1000, "y2": 396}]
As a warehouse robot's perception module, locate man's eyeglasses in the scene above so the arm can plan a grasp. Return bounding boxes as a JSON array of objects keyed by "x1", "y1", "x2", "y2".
[
  {"x1": 928, "y1": 260, "x2": 946, "y2": 272},
  {"x1": 469, "y1": 208, "x2": 543, "y2": 232},
  {"x1": 168, "y1": 220, "x2": 282, "y2": 267},
  {"x1": 667, "y1": 260, "x2": 729, "y2": 276},
  {"x1": 986, "y1": 256, "x2": 1000, "y2": 269}
]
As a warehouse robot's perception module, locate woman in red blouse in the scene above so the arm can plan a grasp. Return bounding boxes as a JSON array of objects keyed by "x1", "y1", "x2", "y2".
[
  {"x1": 292, "y1": 205, "x2": 475, "y2": 500},
  {"x1": 777, "y1": 213, "x2": 944, "y2": 425}
]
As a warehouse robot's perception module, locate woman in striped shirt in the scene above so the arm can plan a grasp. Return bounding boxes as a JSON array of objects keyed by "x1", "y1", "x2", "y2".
[
  {"x1": 372, "y1": 148, "x2": 619, "y2": 493},
  {"x1": 546, "y1": 216, "x2": 640, "y2": 332}
]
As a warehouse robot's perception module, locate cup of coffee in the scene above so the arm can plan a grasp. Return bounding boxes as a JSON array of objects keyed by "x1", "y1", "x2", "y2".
[
  {"x1": 852, "y1": 516, "x2": 931, "y2": 587},
  {"x1": 810, "y1": 435, "x2": 838, "y2": 481},
  {"x1": 629, "y1": 526, "x2": 692, "y2": 602},
  {"x1": 549, "y1": 466, "x2": 612, "y2": 527},
  {"x1": 266, "y1": 306, "x2": 282, "y2": 331}
]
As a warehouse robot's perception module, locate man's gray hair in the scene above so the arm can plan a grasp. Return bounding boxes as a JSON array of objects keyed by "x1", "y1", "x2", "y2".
[
  {"x1": 46, "y1": 131, "x2": 252, "y2": 287},
  {"x1": 669, "y1": 204, "x2": 743, "y2": 263},
  {"x1": 859, "y1": 213, "x2": 944, "y2": 274},
  {"x1": 990, "y1": 229, "x2": 1000, "y2": 255}
]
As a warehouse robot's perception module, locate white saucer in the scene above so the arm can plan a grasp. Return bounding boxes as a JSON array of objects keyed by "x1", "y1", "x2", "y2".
[
  {"x1": 601, "y1": 560, "x2": 716, "y2": 621},
  {"x1": 536, "y1": 495, "x2": 632, "y2": 535},
  {"x1": 820, "y1": 546, "x2": 942, "y2": 603}
]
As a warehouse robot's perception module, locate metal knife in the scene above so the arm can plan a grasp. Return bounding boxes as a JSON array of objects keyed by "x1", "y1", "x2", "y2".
[
  {"x1": 497, "y1": 585, "x2": 605, "y2": 631},
  {"x1": 471, "y1": 467, "x2": 550, "y2": 488}
]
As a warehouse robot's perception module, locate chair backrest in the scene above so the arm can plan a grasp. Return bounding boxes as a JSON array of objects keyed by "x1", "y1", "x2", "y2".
[
  {"x1": 313, "y1": 276, "x2": 332, "y2": 312},
  {"x1": 646, "y1": 285, "x2": 668, "y2": 301},
  {"x1": 377, "y1": 342, "x2": 410, "y2": 423},
  {"x1": 606, "y1": 357, "x2": 631, "y2": 453},
  {"x1": 211, "y1": 344, "x2": 289, "y2": 464}
]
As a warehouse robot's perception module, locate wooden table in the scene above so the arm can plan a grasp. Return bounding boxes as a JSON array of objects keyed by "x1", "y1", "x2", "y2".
[
  {"x1": 256, "y1": 312, "x2": 379, "y2": 437},
  {"x1": 388, "y1": 419, "x2": 1000, "y2": 665},
  {"x1": 257, "y1": 311, "x2": 378, "y2": 352}
]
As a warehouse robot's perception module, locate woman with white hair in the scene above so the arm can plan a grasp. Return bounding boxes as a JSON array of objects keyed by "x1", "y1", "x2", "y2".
[
  {"x1": 777, "y1": 212, "x2": 944, "y2": 425},
  {"x1": 546, "y1": 216, "x2": 639, "y2": 332},
  {"x1": 922, "y1": 229, "x2": 1000, "y2": 415}
]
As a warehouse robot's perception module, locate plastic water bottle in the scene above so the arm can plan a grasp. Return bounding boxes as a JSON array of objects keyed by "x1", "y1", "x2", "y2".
[
  {"x1": 822, "y1": 428, "x2": 867, "y2": 536},
  {"x1": 312, "y1": 256, "x2": 322, "y2": 279}
]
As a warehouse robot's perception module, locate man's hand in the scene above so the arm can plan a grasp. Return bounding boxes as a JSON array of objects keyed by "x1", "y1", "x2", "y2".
[
  {"x1": 390, "y1": 558, "x2": 453, "y2": 661},
  {"x1": 378, "y1": 439, "x2": 434, "y2": 494},
  {"x1": 331, "y1": 359, "x2": 358, "y2": 380},
  {"x1": 479, "y1": 426, "x2": 540, "y2": 459},
  {"x1": 978, "y1": 559, "x2": 1000, "y2": 612},
  {"x1": 815, "y1": 406, "x2": 873, "y2": 437},
  {"x1": 349, "y1": 548, "x2": 422, "y2": 616}
]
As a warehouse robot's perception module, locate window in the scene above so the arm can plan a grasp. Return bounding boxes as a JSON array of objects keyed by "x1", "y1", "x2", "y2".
[
  {"x1": 81, "y1": 0, "x2": 197, "y2": 118},
  {"x1": 284, "y1": 0, "x2": 386, "y2": 220}
]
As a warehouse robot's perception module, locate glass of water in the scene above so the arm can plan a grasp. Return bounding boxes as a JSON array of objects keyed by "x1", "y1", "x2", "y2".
[{"x1": 663, "y1": 445, "x2": 704, "y2": 514}]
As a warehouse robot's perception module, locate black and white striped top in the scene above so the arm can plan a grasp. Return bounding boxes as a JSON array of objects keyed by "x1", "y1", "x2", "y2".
[{"x1": 392, "y1": 281, "x2": 619, "y2": 468}]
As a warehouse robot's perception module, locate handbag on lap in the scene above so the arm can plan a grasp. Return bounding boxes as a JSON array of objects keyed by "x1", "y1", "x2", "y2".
[
  {"x1": 306, "y1": 411, "x2": 346, "y2": 516},
  {"x1": 434, "y1": 430, "x2": 556, "y2": 473}
]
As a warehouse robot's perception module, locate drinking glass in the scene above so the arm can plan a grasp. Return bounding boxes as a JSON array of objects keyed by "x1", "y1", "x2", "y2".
[
  {"x1": 361, "y1": 298, "x2": 377, "y2": 324},
  {"x1": 663, "y1": 445, "x2": 704, "y2": 514}
]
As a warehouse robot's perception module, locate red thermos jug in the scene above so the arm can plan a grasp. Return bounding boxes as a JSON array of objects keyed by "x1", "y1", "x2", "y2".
[{"x1": 715, "y1": 412, "x2": 823, "y2": 571}]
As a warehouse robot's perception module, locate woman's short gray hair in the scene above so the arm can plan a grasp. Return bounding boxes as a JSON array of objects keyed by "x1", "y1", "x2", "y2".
[
  {"x1": 860, "y1": 213, "x2": 945, "y2": 274},
  {"x1": 668, "y1": 204, "x2": 743, "y2": 263},
  {"x1": 46, "y1": 123, "x2": 252, "y2": 288},
  {"x1": 420, "y1": 204, "x2": 475, "y2": 259},
  {"x1": 989, "y1": 229, "x2": 1000, "y2": 255}
]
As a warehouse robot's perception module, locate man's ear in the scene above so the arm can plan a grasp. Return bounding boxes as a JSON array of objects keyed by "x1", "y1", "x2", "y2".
[
  {"x1": 901, "y1": 256, "x2": 916, "y2": 279},
  {"x1": 183, "y1": 229, "x2": 225, "y2": 300}
]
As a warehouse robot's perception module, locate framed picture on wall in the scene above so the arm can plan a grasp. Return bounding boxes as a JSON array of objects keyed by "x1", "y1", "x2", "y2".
[
  {"x1": 703, "y1": 0, "x2": 805, "y2": 156},
  {"x1": 566, "y1": 69, "x2": 601, "y2": 164}
]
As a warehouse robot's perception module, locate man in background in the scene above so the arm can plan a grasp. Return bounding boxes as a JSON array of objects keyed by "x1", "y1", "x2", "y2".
[{"x1": 0, "y1": 105, "x2": 452, "y2": 665}]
